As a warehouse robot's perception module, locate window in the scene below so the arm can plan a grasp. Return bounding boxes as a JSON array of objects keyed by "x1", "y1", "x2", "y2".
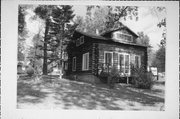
[
  {"x1": 125, "y1": 55, "x2": 130, "y2": 73},
  {"x1": 104, "y1": 52, "x2": 113, "y2": 66},
  {"x1": 82, "y1": 53, "x2": 89, "y2": 70},
  {"x1": 80, "y1": 36, "x2": 84, "y2": 44},
  {"x1": 135, "y1": 55, "x2": 141, "y2": 68},
  {"x1": 118, "y1": 53, "x2": 130, "y2": 75},
  {"x1": 76, "y1": 38, "x2": 80, "y2": 46},
  {"x1": 119, "y1": 54, "x2": 124, "y2": 73},
  {"x1": 116, "y1": 33, "x2": 132, "y2": 42},
  {"x1": 76, "y1": 36, "x2": 84, "y2": 46},
  {"x1": 72, "y1": 57, "x2": 76, "y2": 71}
]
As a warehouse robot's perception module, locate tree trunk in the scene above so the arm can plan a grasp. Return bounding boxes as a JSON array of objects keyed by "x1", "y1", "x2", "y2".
[
  {"x1": 59, "y1": 23, "x2": 64, "y2": 79},
  {"x1": 43, "y1": 19, "x2": 50, "y2": 75}
]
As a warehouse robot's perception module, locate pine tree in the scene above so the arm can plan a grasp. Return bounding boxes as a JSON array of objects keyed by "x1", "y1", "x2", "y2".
[
  {"x1": 34, "y1": 5, "x2": 75, "y2": 76},
  {"x1": 50, "y1": 5, "x2": 76, "y2": 78},
  {"x1": 18, "y1": 5, "x2": 28, "y2": 62},
  {"x1": 34, "y1": 5, "x2": 54, "y2": 75}
]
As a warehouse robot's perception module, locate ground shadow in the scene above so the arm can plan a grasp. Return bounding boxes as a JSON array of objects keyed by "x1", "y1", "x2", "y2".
[
  {"x1": 17, "y1": 80, "x2": 49, "y2": 104},
  {"x1": 53, "y1": 79, "x2": 164, "y2": 110},
  {"x1": 17, "y1": 76, "x2": 164, "y2": 110}
]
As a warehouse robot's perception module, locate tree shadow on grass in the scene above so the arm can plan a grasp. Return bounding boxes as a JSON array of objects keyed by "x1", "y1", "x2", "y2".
[
  {"x1": 17, "y1": 80, "x2": 49, "y2": 105},
  {"x1": 124, "y1": 81, "x2": 165, "y2": 98},
  {"x1": 114, "y1": 85, "x2": 164, "y2": 106},
  {"x1": 54, "y1": 84, "x2": 122, "y2": 110},
  {"x1": 53, "y1": 80, "x2": 164, "y2": 110},
  {"x1": 17, "y1": 76, "x2": 164, "y2": 110}
]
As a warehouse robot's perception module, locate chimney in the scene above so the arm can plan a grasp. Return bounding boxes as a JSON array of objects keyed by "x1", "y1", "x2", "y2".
[{"x1": 96, "y1": 29, "x2": 99, "y2": 35}]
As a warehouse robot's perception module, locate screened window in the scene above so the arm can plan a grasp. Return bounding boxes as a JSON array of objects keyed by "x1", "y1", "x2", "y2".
[
  {"x1": 82, "y1": 53, "x2": 89, "y2": 70},
  {"x1": 119, "y1": 53, "x2": 130, "y2": 75},
  {"x1": 104, "y1": 52, "x2": 113, "y2": 66},
  {"x1": 72, "y1": 57, "x2": 76, "y2": 71},
  {"x1": 135, "y1": 55, "x2": 141, "y2": 68}
]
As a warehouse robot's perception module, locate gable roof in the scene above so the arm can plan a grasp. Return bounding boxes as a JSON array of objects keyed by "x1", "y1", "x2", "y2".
[
  {"x1": 73, "y1": 30, "x2": 147, "y2": 48},
  {"x1": 73, "y1": 23, "x2": 148, "y2": 48},
  {"x1": 73, "y1": 30, "x2": 107, "y2": 40},
  {"x1": 100, "y1": 25, "x2": 138, "y2": 38}
]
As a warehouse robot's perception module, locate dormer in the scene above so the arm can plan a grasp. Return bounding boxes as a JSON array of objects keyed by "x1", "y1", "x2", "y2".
[
  {"x1": 112, "y1": 30, "x2": 133, "y2": 42},
  {"x1": 101, "y1": 25, "x2": 138, "y2": 44}
]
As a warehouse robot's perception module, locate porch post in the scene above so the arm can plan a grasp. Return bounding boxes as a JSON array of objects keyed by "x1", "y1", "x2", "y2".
[{"x1": 127, "y1": 76, "x2": 129, "y2": 84}]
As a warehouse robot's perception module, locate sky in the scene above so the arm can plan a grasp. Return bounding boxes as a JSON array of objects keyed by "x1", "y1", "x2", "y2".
[
  {"x1": 25, "y1": 5, "x2": 166, "y2": 51},
  {"x1": 72, "y1": 6, "x2": 166, "y2": 51}
]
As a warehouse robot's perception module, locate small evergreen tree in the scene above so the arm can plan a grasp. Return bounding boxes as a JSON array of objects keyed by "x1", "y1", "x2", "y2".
[
  {"x1": 131, "y1": 65, "x2": 154, "y2": 89},
  {"x1": 151, "y1": 45, "x2": 165, "y2": 72}
]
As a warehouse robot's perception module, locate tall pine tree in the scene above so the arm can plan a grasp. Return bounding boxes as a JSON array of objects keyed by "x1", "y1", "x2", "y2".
[
  {"x1": 34, "y1": 5, "x2": 75, "y2": 76},
  {"x1": 51, "y1": 6, "x2": 76, "y2": 77},
  {"x1": 18, "y1": 5, "x2": 29, "y2": 62}
]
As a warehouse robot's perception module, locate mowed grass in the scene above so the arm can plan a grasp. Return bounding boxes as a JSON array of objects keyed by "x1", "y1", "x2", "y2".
[{"x1": 17, "y1": 75, "x2": 165, "y2": 110}]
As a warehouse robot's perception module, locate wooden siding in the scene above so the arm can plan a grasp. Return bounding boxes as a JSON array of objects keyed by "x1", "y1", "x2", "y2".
[
  {"x1": 67, "y1": 35, "x2": 93, "y2": 74},
  {"x1": 92, "y1": 43, "x2": 99, "y2": 75}
]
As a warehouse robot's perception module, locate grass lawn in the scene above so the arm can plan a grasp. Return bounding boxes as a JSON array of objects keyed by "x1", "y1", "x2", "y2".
[{"x1": 17, "y1": 75, "x2": 165, "y2": 110}]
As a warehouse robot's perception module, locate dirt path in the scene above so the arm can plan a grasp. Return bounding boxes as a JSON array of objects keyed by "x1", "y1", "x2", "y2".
[{"x1": 17, "y1": 77, "x2": 165, "y2": 110}]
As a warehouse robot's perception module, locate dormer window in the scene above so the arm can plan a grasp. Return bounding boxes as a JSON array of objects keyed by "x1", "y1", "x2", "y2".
[
  {"x1": 76, "y1": 36, "x2": 84, "y2": 46},
  {"x1": 114, "y1": 32, "x2": 133, "y2": 42},
  {"x1": 117, "y1": 33, "x2": 132, "y2": 42}
]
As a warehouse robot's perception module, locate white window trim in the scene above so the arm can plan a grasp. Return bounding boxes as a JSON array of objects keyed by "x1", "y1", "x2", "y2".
[
  {"x1": 114, "y1": 32, "x2": 133, "y2": 42},
  {"x1": 118, "y1": 53, "x2": 131, "y2": 76},
  {"x1": 72, "y1": 57, "x2": 76, "y2": 71},
  {"x1": 82, "y1": 52, "x2": 89, "y2": 71},
  {"x1": 104, "y1": 51, "x2": 113, "y2": 66},
  {"x1": 134, "y1": 55, "x2": 141, "y2": 68}
]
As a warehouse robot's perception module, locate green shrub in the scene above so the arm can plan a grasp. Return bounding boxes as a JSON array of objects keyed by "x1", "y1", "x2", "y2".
[
  {"x1": 26, "y1": 66, "x2": 34, "y2": 77},
  {"x1": 131, "y1": 65, "x2": 154, "y2": 89}
]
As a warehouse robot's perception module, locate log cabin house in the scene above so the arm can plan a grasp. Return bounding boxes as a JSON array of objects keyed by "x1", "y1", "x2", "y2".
[{"x1": 66, "y1": 25, "x2": 148, "y2": 83}]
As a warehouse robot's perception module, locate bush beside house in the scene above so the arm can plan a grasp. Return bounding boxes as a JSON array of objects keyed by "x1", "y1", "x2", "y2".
[
  {"x1": 131, "y1": 65, "x2": 154, "y2": 89},
  {"x1": 99, "y1": 65, "x2": 120, "y2": 88}
]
